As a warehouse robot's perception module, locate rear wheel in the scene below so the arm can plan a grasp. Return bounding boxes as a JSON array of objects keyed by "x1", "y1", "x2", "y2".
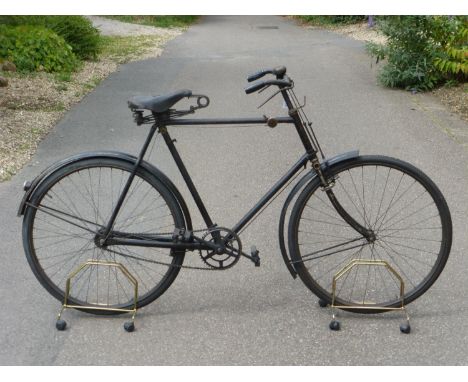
[
  {"x1": 23, "y1": 157, "x2": 185, "y2": 314},
  {"x1": 289, "y1": 156, "x2": 452, "y2": 312}
]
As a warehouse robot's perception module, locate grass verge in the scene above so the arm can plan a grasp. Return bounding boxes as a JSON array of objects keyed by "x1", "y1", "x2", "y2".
[
  {"x1": 99, "y1": 35, "x2": 170, "y2": 63},
  {"x1": 0, "y1": 33, "x2": 180, "y2": 181},
  {"x1": 104, "y1": 16, "x2": 198, "y2": 28}
]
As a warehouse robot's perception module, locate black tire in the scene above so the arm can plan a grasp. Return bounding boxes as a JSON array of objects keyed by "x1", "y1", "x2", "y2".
[
  {"x1": 23, "y1": 157, "x2": 186, "y2": 314},
  {"x1": 288, "y1": 155, "x2": 452, "y2": 312}
]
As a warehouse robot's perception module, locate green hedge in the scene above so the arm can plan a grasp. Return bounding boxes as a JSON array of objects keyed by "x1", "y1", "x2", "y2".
[
  {"x1": 0, "y1": 16, "x2": 101, "y2": 60},
  {"x1": 433, "y1": 17, "x2": 468, "y2": 79},
  {"x1": 0, "y1": 25, "x2": 78, "y2": 73},
  {"x1": 104, "y1": 15, "x2": 198, "y2": 28},
  {"x1": 298, "y1": 16, "x2": 367, "y2": 25},
  {"x1": 366, "y1": 16, "x2": 467, "y2": 91}
]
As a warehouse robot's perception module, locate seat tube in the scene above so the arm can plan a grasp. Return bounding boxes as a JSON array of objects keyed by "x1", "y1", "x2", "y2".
[
  {"x1": 160, "y1": 126, "x2": 215, "y2": 228},
  {"x1": 102, "y1": 123, "x2": 158, "y2": 238}
]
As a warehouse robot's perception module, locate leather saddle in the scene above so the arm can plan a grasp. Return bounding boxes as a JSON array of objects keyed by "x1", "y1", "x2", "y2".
[{"x1": 128, "y1": 89, "x2": 192, "y2": 113}]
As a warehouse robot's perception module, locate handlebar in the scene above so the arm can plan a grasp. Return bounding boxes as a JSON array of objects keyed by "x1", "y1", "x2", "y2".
[
  {"x1": 247, "y1": 66, "x2": 287, "y2": 82},
  {"x1": 245, "y1": 79, "x2": 291, "y2": 95},
  {"x1": 245, "y1": 66, "x2": 291, "y2": 95}
]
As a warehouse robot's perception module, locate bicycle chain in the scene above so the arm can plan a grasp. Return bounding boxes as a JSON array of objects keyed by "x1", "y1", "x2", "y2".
[{"x1": 105, "y1": 227, "x2": 232, "y2": 271}]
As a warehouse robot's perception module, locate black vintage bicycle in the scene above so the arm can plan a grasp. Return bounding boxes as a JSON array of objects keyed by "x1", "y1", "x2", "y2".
[{"x1": 18, "y1": 66, "x2": 452, "y2": 324}]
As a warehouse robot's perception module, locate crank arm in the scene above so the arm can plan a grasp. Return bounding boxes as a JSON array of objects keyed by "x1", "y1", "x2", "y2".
[{"x1": 237, "y1": 248, "x2": 260, "y2": 266}]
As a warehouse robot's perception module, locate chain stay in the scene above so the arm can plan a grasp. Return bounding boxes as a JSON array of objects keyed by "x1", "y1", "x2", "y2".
[{"x1": 105, "y1": 226, "x2": 240, "y2": 271}]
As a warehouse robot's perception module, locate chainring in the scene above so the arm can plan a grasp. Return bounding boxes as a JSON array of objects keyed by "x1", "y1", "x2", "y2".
[{"x1": 199, "y1": 227, "x2": 242, "y2": 269}]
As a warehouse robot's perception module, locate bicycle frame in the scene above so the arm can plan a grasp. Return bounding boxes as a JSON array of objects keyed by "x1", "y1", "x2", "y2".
[
  {"x1": 103, "y1": 87, "x2": 369, "y2": 254},
  {"x1": 163, "y1": 117, "x2": 311, "y2": 234},
  {"x1": 104, "y1": 124, "x2": 313, "y2": 251}
]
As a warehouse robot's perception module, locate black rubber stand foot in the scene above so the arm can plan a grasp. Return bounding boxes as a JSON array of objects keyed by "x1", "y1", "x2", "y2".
[
  {"x1": 318, "y1": 299, "x2": 328, "y2": 308},
  {"x1": 329, "y1": 320, "x2": 340, "y2": 331},
  {"x1": 56, "y1": 319, "x2": 67, "y2": 331},
  {"x1": 124, "y1": 321, "x2": 135, "y2": 332},
  {"x1": 400, "y1": 323, "x2": 411, "y2": 334}
]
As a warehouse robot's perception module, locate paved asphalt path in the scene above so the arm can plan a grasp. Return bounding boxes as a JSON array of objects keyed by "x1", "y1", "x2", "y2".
[{"x1": 1, "y1": 16, "x2": 468, "y2": 365}]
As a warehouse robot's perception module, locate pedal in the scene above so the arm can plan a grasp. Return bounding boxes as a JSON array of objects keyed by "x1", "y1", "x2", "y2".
[{"x1": 251, "y1": 245, "x2": 261, "y2": 267}]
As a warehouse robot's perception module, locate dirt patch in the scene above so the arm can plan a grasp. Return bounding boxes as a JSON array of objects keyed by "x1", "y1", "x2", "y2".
[
  {"x1": 306, "y1": 21, "x2": 387, "y2": 45},
  {"x1": 0, "y1": 19, "x2": 183, "y2": 182},
  {"x1": 0, "y1": 60, "x2": 118, "y2": 181},
  {"x1": 431, "y1": 83, "x2": 468, "y2": 122},
  {"x1": 86, "y1": 16, "x2": 184, "y2": 37}
]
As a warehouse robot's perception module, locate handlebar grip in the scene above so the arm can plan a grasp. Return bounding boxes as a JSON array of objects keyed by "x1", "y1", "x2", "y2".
[
  {"x1": 245, "y1": 81, "x2": 266, "y2": 94},
  {"x1": 247, "y1": 66, "x2": 287, "y2": 82},
  {"x1": 247, "y1": 70, "x2": 268, "y2": 82},
  {"x1": 245, "y1": 79, "x2": 292, "y2": 94}
]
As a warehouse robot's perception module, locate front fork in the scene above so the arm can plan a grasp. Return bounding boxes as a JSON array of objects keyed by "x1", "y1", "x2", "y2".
[{"x1": 310, "y1": 157, "x2": 374, "y2": 241}]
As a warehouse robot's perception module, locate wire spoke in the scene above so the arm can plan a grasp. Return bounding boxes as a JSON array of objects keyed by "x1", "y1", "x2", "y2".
[
  {"x1": 295, "y1": 160, "x2": 447, "y2": 308},
  {"x1": 27, "y1": 162, "x2": 180, "y2": 309},
  {"x1": 297, "y1": 240, "x2": 368, "y2": 264}
]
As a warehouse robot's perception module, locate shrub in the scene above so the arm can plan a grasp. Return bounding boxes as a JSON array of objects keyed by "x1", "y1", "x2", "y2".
[
  {"x1": 45, "y1": 16, "x2": 101, "y2": 60},
  {"x1": 433, "y1": 17, "x2": 468, "y2": 79},
  {"x1": 327, "y1": 16, "x2": 367, "y2": 24},
  {"x1": 0, "y1": 25, "x2": 78, "y2": 73},
  {"x1": 366, "y1": 16, "x2": 467, "y2": 90},
  {"x1": 0, "y1": 16, "x2": 101, "y2": 60},
  {"x1": 0, "y1": 15, "x2": 45, "y2": 26},
  {"x1": 298, "y1": 16, "x2": 367, "y2": 25},
  {"x1": 366, "y1": 16, "x2": 443, "y2": 91}
]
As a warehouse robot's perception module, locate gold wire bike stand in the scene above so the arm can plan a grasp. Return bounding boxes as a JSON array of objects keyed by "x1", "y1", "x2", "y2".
[
  {"x1": 55, "y1": 260, "x2": 139, "y2": 332},
  {"x1": 327, "y1": 259, "x2": 411, "y2": 334}
]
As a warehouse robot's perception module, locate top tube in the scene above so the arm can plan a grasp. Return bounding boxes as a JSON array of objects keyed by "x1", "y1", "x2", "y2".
[{"x1": 164, "y1": 116, "x2": 295, "y2": 126}]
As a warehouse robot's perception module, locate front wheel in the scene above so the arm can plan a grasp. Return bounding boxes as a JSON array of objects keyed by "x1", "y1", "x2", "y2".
[
  {"x1": 22, "y1": 157, "x2": 186, "y2": 314},
  {"x1": 288, "y1": 155, "x2": 452, "y2": 312}
]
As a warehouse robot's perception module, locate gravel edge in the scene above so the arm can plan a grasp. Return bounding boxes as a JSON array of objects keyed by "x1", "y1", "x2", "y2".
[{"x1": 0, "y1": 19, "x2": 183, "y2": 182}]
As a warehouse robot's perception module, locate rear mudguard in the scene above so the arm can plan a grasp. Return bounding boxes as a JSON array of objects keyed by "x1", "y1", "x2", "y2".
[
  {"x1": 278, "y1": 150, "x2": 359, "y2": 279},
  {"x1": 17, "y1": 151, "x2": 193, "y2": 231}
]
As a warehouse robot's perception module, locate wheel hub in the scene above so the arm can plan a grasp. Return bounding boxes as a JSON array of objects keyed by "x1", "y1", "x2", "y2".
[
  {"x1": 94, "y1": 229, "x2": 107, "y2": 248},
  {"x1": 366, "y1": 230, "x2": 377, "y2": 243}
]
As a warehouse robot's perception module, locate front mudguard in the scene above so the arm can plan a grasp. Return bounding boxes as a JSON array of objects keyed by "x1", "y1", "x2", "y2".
[
  {"x1": 17, "y1": 150, "x2": 193, "y2": 231},
  {"x1": 278, "y1": 150, "x2": 359, "y2": 279}
]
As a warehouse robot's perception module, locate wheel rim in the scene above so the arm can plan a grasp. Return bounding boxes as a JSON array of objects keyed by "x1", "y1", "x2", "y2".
[
  {"x1": 27, "y1": 162, "x2": 183, "y2": 310},
  {"x1": 293, "y1": 158, "x2": 450, "y2": 308}
]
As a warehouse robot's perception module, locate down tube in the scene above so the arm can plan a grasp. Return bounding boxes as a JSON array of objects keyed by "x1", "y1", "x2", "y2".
[{"x1": 231, "y1": 153, "x2": 311, "y2": 234}]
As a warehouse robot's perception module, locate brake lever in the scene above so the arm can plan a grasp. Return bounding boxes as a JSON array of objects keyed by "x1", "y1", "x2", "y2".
[
  {"x1": 258, "y1": 84, "x2": 272, "y2": 94},
  {"x1": 257, "y1": 82, "x2": 294, "y2": 109}
]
